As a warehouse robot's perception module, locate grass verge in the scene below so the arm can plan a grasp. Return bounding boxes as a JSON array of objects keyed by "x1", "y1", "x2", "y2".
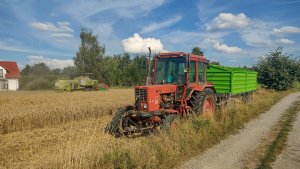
[{"x1": 257, "y1": 100, "x2": 300, "y2": 169}]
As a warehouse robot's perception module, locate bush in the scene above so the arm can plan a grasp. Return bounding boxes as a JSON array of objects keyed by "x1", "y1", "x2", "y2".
[
  {"x1": 20, "y1": 75, "x2": 57, "y2": 90},
  {"x1": 255, "y1": 47, "x2": 297, "y2": 91},
  {"x1": 296, "y1": 60, "x2": 300, "y2": 82}
]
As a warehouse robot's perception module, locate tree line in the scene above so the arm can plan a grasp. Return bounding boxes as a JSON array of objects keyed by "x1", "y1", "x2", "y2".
[
  {"x1": 20, "y1": 54, "x2": 148, "y2": 89},
  {"x1": 21, "y1": 29, "x2": 300, "y2": 91}
]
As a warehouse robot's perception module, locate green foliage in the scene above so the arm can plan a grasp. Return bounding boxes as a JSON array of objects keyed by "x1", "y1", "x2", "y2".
[
  {"x1": 21, "y1": 64, "x2": 32, "y2": 75},
  {"x1": 61, "y1": 66, "x2": 81, "y2": 79},
  {"x1": 29, "y1": 63, "x2": 51, "y2": 76},
  {"x1": 296, "y1": 59, "x2": 300, "y2": 82},
  {"x1": 191, "y1": 47, "x2": 204, "y2": 56},
  {"x1": 20, "y1": 64, "x2": 81, "y2": 90},
  {"x1": 255, "y1": 47, "x2": 297, "y2": 91},
  {"x1": 210, "y1": 61, "x2": 220, "y2": 65},
  {"x1": 74, "y1": 28, "x2": 105, "y2": 81},
  {"x1": 24, "y1": 78, "x2": 53, "y2": 90},
  {"x1": 102, "y1": 53, "x2": 148, "y2": 86}
]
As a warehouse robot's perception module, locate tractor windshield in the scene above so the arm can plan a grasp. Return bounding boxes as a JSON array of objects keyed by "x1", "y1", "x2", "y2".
[{"x1": 154, "y1": 57, "x2": 186, "y2": 85}]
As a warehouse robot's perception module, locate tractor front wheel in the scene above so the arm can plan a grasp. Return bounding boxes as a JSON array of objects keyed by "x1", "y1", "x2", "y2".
[
  {"x1": 105, "y1": 108, "x2": 129, "y2": 137},
  {"x1": 161, "y1": 114, "x2": 180, "y2": 131}
]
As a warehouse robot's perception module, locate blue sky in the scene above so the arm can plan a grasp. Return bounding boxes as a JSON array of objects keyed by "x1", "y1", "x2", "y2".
[{"x1": 0, "y1": 0, "x2": 300, "y2": 69}]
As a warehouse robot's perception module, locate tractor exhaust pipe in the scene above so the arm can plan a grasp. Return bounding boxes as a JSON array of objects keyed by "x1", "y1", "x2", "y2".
[{"x1": 146, "y1": 47, "x2": 152, "y2": 86}]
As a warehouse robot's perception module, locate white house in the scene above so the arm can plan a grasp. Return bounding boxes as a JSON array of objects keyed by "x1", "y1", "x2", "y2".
[{"x1": 0, "y1": 61, "x2": 21, "y2": 91}]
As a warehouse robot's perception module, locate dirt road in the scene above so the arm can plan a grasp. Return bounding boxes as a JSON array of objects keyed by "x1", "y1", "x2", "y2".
[
  {"x1": 272, "y1": 110, "x2": 300, "y2": 169},
  {"x1": 178, "y1": 92, "x2": 300, "y2": 169}
]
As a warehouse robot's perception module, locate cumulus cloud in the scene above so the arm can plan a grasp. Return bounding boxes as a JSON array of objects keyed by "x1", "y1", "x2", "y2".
[
  {"x1": 122, "y1": 33, "x2": 164, "y2": 53},
  {"x1": 209, "y1": 39, "x2": 242, "y2": 53},
  {"x1": 140, "y1": 15, "x2": 182, "y2": 34},
  {"x1": 273, "y1": 26, "x2": 300, "y2": 34},
  {"x1": 31, "y1": 21, "x2": 73, "y2": 33},
  {"x1": 206, "y1": 13, "x2": 250, "y2": 31},
  {"x1": 278, "y1": 38, "x2": 294, "y2": 44},
  {"x1": 27, "y1": 55, "x2": 74, "y2": 69}
]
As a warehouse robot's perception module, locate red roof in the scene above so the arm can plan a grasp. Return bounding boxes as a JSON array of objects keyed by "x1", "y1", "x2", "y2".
[{"x1": 0, "y1": 61, "x2": 21, "y2": 79}]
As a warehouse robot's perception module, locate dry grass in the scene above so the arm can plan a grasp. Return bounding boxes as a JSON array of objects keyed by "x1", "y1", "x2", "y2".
[{"x1": 0, "y1": 88, "x2": 291, "y2": 169}]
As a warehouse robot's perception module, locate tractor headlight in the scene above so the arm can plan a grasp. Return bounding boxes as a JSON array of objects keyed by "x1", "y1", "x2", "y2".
[{"x1": 143, "y1": 103, "x2": 148, "y2": 109}]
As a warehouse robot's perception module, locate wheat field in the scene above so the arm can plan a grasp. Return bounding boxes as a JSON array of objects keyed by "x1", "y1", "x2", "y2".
[{"x1": 0, "y1": 88, "x2": 287, "y2": 169}]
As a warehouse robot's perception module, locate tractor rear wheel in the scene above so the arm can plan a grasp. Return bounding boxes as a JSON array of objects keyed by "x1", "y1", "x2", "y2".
[{"x1": 190, "y1": 88, "x2": 216, "y2": 118}]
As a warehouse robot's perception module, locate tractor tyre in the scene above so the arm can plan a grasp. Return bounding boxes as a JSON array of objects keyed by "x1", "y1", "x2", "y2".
[
  {"x1": 189, "y1": 88, "x2": 216, "y2": 118},
  {"x1": 161, "y1": 114, "x2": 180, "y2": 131},
  {"x1": 105, "y1": 108, "x2": 128, "y2": 137}
]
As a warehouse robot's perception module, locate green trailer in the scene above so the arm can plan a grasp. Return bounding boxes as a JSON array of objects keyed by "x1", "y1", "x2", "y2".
[{"x1": 207, "y1": 65, "x2": 257, "y2": 97}]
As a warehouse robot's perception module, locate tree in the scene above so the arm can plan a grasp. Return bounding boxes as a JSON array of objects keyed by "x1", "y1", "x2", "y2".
[
  {"x1": 20, "y1": 63, "x2": 54, "y2": 90},
  {"x1": 191, "y1": 47, "x2": 204, "y2": 56},
  {"x1": 30, "y1": 63, "x2": 51, "y2": 76},
  {"x1": 21, "y1": 64, "x2": 32, "y2": 75},
  {"x1": 128, "y1": 54, "x2": 148, "y2": 85},
  {"x1": 210, "y1": 61, "x2": 220, "y2": 65},
  {"x1": 74, "y1": 28, "x2": 105, "y2": 80},
  {"x1": 255, "y1": 47, "x2": 297, "y2": 91},
  {"x1": 61, "y1": 66, "x2": 81, "y2": 79},
  {"x1": 52, "y1": 68, "x2": 61, "y2": 75},
  {"x1": 296, "y1": 59, "x2": 300, "y2": 82}
]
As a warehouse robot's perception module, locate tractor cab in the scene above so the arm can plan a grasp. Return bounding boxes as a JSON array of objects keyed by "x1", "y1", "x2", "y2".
[
  {"x1": 134, "y1": 52, "x2": 213, "y2": 113},
  {"x1": 153, "y1": 52, "x2": 208, "y2": 85}
]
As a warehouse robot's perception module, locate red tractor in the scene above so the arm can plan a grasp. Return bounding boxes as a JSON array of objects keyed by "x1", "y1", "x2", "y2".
[{"x1": 106, "y1": 51, "x2": 216, "y2": 136}]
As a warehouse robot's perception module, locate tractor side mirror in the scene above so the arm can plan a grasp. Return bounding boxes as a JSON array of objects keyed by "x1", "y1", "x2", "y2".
[{"x1": 206, "y1": 60, "x2": 210, "y2": 69}]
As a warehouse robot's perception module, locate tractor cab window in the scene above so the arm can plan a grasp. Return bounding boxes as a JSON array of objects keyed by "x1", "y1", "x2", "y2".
[
  {"x1": 189, "y1": 61, "x2": 196, "y2": 83},
  {"x1": 154, "y1": 57, "x2": 186, "y2": 85},
  {"x1": 198, "y1": 62, "x2": 205, "y2": 82}
]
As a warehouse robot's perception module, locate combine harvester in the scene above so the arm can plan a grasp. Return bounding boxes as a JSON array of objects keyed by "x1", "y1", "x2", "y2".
[
  {"x1": 106, "y1": 49, "x2": 257, "y2": 137},
  {"x1": 55, "y1": 75, "x2": 109, "y2": 92}
]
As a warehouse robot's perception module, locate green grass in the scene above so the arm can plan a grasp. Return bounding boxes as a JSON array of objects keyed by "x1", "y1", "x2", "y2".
[
  {"x1": 257, "y1": 100, "x2": 300, "y2": 169},
  {"x1": 293, "y1": 81, "x2": 300, "y2": 91}
]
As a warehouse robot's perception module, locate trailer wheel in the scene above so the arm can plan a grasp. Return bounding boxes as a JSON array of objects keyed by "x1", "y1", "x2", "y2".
[{"x1": 190, "y1": 88, "x2": 216, "y2": 118}]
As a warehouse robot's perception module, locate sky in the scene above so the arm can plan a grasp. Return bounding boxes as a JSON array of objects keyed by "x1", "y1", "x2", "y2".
[{"x1": 0, "y1": 0, "x2": 300, "y2": 70}]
